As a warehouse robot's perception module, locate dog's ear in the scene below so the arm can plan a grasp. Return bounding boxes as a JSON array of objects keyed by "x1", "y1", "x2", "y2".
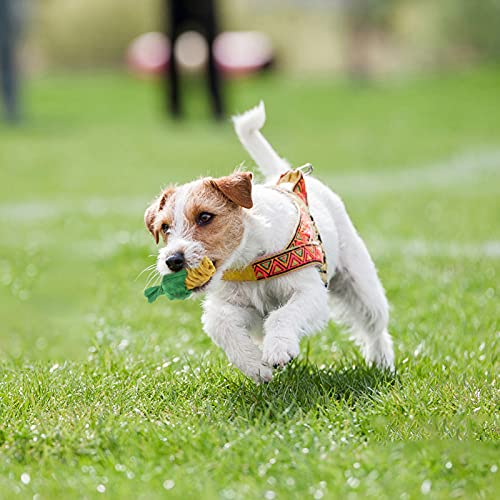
[
  {"x1": 211, "y1": 172, "x2": 253, "y2": 209},
  {"x1": 144, "y1": 203, "x2": 159, "y2": 244},
  {"x1": 144, "y1": 187, "x2": 175, "y2": 244}
]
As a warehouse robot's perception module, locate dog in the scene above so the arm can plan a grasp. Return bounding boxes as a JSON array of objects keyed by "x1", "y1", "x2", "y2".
[{"x1": 144, "y1": 102, "x2": 394, "y2": 382}]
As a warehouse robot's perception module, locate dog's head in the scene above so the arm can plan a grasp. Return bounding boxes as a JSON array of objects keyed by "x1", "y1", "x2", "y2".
[{"x1": 144, "y1": 172, "x2": 253, "y2": 291}]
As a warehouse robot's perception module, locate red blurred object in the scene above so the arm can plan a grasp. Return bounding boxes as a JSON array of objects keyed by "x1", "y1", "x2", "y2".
[
  {"x1": 214, "y1": 31, "x2": 274, "y2": 76},
  {"x1": 127, "y1": 32, "x2": 170, "y2": 76},
  {"x1": 127, "y1": 31, "x2": 274, "y2": 78}
]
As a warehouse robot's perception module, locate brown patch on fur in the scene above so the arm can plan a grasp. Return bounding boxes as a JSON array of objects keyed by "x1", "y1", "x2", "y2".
[
  {"x1": 144, "y1": 187, "x2": 176, "y2": 244},
  {"x1": 158, "y1": 186, "x2": 175, "y2": 211},
  {"x1": 144, "y1": 205, "x2": 159, "y2": 244},
  {"x1": 210, "y1": 172, "x2": 253, "y2": 209},
  {"x1": 184, "y1": 178, "x2": 247, "y2": 265}
]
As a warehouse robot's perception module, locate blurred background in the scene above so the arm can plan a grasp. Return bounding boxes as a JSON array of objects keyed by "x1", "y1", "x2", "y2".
[
  {"x1": 9, "y1": 0, "x2": 500, "y2": 76},
  {"x1": 3, "y1": 0, "x2": 500, "y2": 120},
  {"x1": 0, "y1": 0, "x2": 499, "y2": 360}
]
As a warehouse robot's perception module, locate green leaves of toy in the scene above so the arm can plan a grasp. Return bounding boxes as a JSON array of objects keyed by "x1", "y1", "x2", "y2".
[
  {"x1": 144, "y1": 285, "x2": 164, "y2": 303},
  {"x1": 144, "y1": 269, "x2": 193, "y2": 303}
]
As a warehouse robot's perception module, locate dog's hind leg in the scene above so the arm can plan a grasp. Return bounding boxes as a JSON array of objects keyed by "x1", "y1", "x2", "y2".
[{"x1": 327, "y1": 196, "x2": 394, "y2": 370}]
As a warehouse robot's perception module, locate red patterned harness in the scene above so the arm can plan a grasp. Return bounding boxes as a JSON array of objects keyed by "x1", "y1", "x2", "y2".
[{"x1": 222, "y1": 167, "x2": 328, "y2": 285}]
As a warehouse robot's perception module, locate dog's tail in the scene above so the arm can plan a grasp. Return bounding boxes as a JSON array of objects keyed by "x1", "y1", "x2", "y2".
[{"x1": 232, "y1": 101, "x2": 289, "y2": 178}]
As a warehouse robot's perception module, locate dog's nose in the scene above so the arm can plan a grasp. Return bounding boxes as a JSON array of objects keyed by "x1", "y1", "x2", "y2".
[{"x1": 166, "y1": 252, "x2": 185, "y2": 272}]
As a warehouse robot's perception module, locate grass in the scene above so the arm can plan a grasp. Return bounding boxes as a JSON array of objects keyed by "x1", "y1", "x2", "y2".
[{"x1": 0, "y1": 67, "x2": 499, "y2": 498}]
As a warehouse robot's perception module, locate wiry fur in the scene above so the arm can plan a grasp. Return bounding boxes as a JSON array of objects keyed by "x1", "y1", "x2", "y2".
[{"x1": 146, "y1": 102, "x2": 394, "y2": 382}]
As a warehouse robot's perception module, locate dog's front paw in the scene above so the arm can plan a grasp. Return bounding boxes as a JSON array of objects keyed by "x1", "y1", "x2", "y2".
[
  {"x1": 262, "y1": 336, "x2": 300, "y2": 369},
  {"x1": 362, "y1": 330, "x2": 395, "y2": 372},
  {"x1": 241, "y1": 363, "x2": 273, "y2": 384}
]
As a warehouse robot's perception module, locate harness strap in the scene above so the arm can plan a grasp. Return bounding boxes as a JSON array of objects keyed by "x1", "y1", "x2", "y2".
[{"x1": 222, "y1": 166, "x2": 328, "y2": 285}]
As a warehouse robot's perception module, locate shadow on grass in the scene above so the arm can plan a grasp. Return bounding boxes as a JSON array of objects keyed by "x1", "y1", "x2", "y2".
[{"x1": 222, "y1": 359, "x2": 397, "y2": 421}]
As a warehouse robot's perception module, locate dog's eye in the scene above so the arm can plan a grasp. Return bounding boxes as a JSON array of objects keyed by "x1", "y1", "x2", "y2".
[
  {"x1": 196, "y1": 212, "x2": 214, "y2": 226},
  {"x1": 161, "y1": 223, "x2": 170, "y2": 234}
]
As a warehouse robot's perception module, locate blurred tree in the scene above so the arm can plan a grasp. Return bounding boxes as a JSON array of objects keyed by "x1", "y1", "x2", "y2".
[
  {"x1": 341, "y1": 0, "x2": 404, "y2": 79},
  {"x1": 35, "y1": 0, "x2": 158, "y2": 68},
  {"x1": 443, "y1": 0, "x2": 500, "y2": 60}
]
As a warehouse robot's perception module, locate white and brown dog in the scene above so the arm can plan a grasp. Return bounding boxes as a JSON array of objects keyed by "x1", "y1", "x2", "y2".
[{"x1": 144, "y1": 102, "x2": 394, "y2": 382}]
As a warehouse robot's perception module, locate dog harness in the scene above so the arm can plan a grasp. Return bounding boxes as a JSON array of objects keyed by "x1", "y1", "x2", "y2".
[{"x1": 222, "y1": 165, "x2": 328, "y2": 285}]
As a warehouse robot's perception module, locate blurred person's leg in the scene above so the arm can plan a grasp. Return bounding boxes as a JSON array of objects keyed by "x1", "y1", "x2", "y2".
[
  {"x1": 206, "y1": 36, "x2": 224, "y2": 120},
  {"x1": 165, "y1": 0, "x2": 182, "y2": 118},
  {"x1": 0, "y1": 0, "x2": 19, "y2": 122},
  {"x1": 164, "y1": 0, "x2": 224, "y2": 120},
  {"x1": 168, "y1": 32, "x2": 182, "y2": 118},
  {"x1": 205, "y1": 1, "x2": 224, "y2": 120}
]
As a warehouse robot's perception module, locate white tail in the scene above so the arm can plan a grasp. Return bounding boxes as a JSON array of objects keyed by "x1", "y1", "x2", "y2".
[{"x1": 232, "y1": 101, "x2": 289, "y2": 178}]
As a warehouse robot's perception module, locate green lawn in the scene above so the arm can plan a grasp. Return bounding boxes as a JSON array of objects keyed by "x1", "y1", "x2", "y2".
[{"x1": 0, "y1": 67, "x2": 499, "y2": 499}]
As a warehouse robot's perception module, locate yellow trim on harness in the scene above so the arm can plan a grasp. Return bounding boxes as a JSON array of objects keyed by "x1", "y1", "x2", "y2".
[{"x1": 222, "y1": 266, "x2": 258, "y2": 282}]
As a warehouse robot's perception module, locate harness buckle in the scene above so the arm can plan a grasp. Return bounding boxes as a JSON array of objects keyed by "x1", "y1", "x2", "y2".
[{"x1": 297, "y1": 163, "x2": 314, "y2": 176}]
